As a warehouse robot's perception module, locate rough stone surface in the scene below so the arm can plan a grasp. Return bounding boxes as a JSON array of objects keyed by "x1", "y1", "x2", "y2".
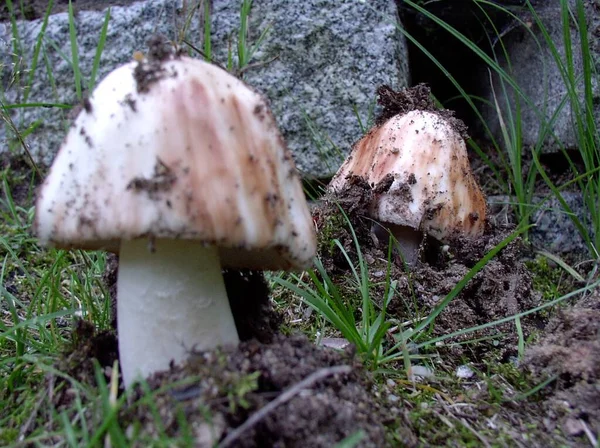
[
  {"x1": 488, "y1": 192, "x2": 595, "y2": 254},
  {"x1": 481, "y1": 0, "x2": 600, "y2": 152},
  {"x1": 0, "y1": 0, "x2": 407, "y2": 178},
  {"x1": 0, "y1": 0, "x2": 185, "y2": 166},
  {"x1": 209, "y1": 0, "x2": 407, "y2": 177}
]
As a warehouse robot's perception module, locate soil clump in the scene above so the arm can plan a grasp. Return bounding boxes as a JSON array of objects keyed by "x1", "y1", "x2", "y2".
[
  {"x1": 525, "y1": 288, "x2": 600, "y2": 441},
  {"x1": 51, "y1": 325, "x2": 400, "y2": 447}
]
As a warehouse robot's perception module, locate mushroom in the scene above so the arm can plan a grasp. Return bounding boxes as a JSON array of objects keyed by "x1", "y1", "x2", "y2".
[
  {"x1": 328, "y1": 109, "x2": 486, "y2": 265},
  {"x1": 34, "y1": 52, "x2": 316, "y2": 386}
]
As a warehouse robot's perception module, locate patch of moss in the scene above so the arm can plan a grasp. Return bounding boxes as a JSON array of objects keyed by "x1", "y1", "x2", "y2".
[
  {"x1": 315, "y1": 209, "x2": 346, "y2": 257},
  {"x1": 526, "y1": 256, "x2": 572, "y2": 302}
]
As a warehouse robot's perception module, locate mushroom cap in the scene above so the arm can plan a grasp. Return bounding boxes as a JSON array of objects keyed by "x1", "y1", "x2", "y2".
[
  {"x1": 35, "y1": 56, "x2": 316, "y2": 270},
  {"x1": 328, "y1": 110, "x2": 486, "y2": 241}
]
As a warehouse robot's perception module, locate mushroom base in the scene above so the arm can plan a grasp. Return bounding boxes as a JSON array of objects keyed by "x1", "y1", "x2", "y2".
[
  {"x1": 371, "y1": 222, "x2": 423, "y2": 266},
  {"x1": 117, "y1": 238, "x2": 239, "y2": 386}
]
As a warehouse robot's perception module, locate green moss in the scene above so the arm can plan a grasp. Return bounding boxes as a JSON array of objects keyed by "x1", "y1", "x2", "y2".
[
  {"x1": 316, "y1": 210, "x2": 346, "y2": 257},
  {"x1": 526, "y1": 256, "x2": 571, "y2": 302}
]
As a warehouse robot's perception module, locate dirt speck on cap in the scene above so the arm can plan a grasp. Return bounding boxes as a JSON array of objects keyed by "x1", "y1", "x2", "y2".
[
  {"x1": 122, "y1": 94, "x2": 137, "y2": 112},
  {"x1": 376, "y1": 84, "x2": 469, "y2": 139},
  {"x1": 126, "y1": 157, "x2": 177, "y2": 199},
  {"x1": 133, "y1": 35, "x2": 178, "y2": 94}
]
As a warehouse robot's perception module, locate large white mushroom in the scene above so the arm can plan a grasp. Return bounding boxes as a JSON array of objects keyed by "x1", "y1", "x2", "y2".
[
  {"x1": 35, "y1": 51, "x2": 316, "y2": 386},
  {"x1": 328, "y1": 108, "x2": 486, "y2": 265}
]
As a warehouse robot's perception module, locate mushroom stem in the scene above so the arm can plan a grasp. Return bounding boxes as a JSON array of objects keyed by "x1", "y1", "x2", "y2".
[
  {"x1": 117, "y1": 238, "x2": 239, "y2": 386},
  {"x1": 371, "y1": 222, "x2": 422, "y2": 266}
]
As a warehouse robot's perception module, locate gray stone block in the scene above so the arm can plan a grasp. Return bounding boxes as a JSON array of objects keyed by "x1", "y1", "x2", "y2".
[
  {"x1": 0, "y1": 0, "x2": 408, "y2": 178},
  {"x1": 481, "y1": 0, "x2": 600, "y2": 152},
  {"x1": 488, "y1": 192, "x2": 595, "y2": 255},
  {"x1": 1, "y1": 0, "x2": 184, "y2": 165}
]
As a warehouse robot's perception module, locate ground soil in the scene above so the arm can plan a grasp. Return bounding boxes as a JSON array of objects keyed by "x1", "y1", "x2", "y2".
[
  {"x1": 524, "y1": 287, "x2": 600, "y2": 441},
  {"x1": 52, "y1": 327, "x2": 400, "y2": 447},
  {"x1": 0, "y1": 0, "x2": 137, "y2": 22},
  {"x1": 2, "y1": 138, "x2": 597, "y2": 445},
  {"x1": 0, "y1": 152, "x2": 41, "y2": 207},
  {"x1": 313, "y1": 178, "x2": 599, "y2": 445}
]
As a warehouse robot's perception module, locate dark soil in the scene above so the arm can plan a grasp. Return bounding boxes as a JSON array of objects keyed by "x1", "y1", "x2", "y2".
[
  {"x1": 0, "y1": 0, "x2": 137, "y2": 22},
  {"x1": 314, "y1": 177, "x2": 543, "y2": 365},
  {"x1": 51, "y1": 327, "x2": 399, "y2": 447},
  {"x1": 131, "y1": 334, "x2": 397, "y2": 447},
  {"x1": 0, "y1": 152, "x2": 41, "y2": 208},
  {"x1": 53, "y1": 320, "x2": 119, "y2": 407},
  {"x1": 524, "y1": 288, "x2": 600, "y2": 440},
  {"x1": 312, "y1": 177, "x2": 600, "y2": 445},
  {"x1": 222, "y1": 269, "x2": 282, "y2": 344},
  {"x1": 375, "y1": 84, "x2": 469, "y2": 139},
  {"x1": 103, "y1": 253, "x2": 119, "y2": 330}
]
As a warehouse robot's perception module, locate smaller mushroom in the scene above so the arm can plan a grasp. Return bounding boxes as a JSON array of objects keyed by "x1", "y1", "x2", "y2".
[{"x1": 328, "y1": 109, "x2": 486, "y2": 265}]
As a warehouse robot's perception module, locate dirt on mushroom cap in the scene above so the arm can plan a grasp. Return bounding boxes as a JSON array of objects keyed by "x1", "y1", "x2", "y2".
[
  {"x1": 133, "y1": 35, "x2": 178, "y2": 94},
  {"x1": 375, "y1": 84, "x2": 469, "y2": 139},
  {"x1": 328, "y1": 95, "x2": 486, "y2": 242}
]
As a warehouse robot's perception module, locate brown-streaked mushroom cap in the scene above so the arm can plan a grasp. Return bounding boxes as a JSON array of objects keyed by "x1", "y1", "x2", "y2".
[
  {"x1": 35, "y1": 55, "x2": 316, "y2": 271},
  {"x1": 34, "y1": 53, "x2": 317, "y2": 386},
  {"x1": 328, "y1": 109, "x2": 486, "y2": 243}
]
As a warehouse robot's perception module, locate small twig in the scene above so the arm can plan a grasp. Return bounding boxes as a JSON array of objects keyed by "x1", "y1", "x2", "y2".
[
  {"x1": 218, "y1": 365, "x2": 352, "y2": 448},
  {"x1": 579, "y1": 418, "x2": 598, "y2": 447}
]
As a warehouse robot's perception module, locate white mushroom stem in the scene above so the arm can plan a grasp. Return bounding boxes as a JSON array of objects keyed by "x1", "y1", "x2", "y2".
[
  {"x1": 116, "y1": 238, "x2": 239, "y2": 386},
  {"x1": 371, "y1": 222, "x2": 422, "y2": 266}
]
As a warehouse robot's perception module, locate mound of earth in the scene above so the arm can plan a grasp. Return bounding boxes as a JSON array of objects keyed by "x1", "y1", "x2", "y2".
[
  {"x1": 313, "y1": 176, "x2": 543, "y2": 364},
  {"x1": 128, "y1": 334, "x2": 398, "y2": 447},
  {"x1": 51, "y1": 325, "x2": 404, "y2": 447},
  {"x1": 524, "y1": 287, "x2": 600, "y2": 441}
]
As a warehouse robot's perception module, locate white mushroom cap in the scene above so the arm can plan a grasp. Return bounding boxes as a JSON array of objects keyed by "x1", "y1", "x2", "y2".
[
  {"x1": 328, "y1": 110, "x2": 486, "y2": 242},
  {"x1": 34, "y1": 55, "x2": 316, "y2": 270},
  {"x1": 34, "y1": 54, "x2": 317, "y2": 386}
]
